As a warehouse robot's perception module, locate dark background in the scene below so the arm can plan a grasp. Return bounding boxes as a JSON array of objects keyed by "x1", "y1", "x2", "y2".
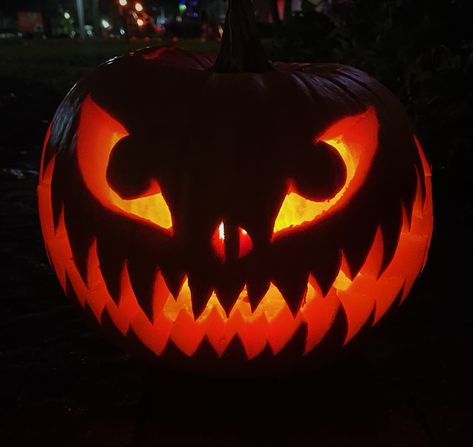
[{"x1": 1, "y1": 0, "x2": 472, "y2": 445}]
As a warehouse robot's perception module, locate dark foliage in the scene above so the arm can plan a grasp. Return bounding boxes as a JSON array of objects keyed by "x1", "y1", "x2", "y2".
[{"x1": 269, "y1": 0, "x2": 473, "y2": 176}]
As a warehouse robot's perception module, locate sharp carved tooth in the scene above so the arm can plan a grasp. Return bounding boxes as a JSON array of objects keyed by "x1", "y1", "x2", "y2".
[
  {"x1": 246, "y1": 278, "x2": 270, "y2": 310},
  {"x1": 161, "y1": 270, "x2": 186, "y2": 299},
  {"x1": 214, "y1": 281, "x2": 245, "y2": 316},
  {"x1": 174, "y1": 276, "x2": 193, "y2": 316},
  {"x1": 187, "y1": 275, "x2": 213, "y2": 320},
  {"x1": 151, "y1": 270, "x2": 171, "y2": 322},
  {"x1": 274, "y1": 272, "x2": 309, "y2": 316},
  {"x1": 126, "y1": 260, "x2": 159, "y2": 322},
  {"x1": 160, "y1": 275, "x2": 191, "y2": 322},
  {"x1": 256, "y1": 283, "x2": 288, "y2": 321},
  {"x1": 196, "y1": 290, "x2": 223, "y2": 322},
  {"x1": 310, "y1": 248, "x2": 342, "y2": 297}
]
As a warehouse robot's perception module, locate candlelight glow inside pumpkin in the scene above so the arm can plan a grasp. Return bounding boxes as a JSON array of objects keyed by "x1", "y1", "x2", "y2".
[
  {"x1": 273, "y1": 106, "x2": 378, "y2": 235},
  {"x1": 38, "y1": 104, "x2": 432, "y2": 362},
  {"x1": 38, "y1": 0, "x2": 433, "y2": 373},
  {"x1": 76, "y1": 97, "x2": 173, "y2": 231}
]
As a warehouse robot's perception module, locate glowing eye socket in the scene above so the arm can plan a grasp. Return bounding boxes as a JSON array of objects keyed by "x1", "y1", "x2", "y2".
[
  {"x1": 76, "y1": 96, "x2": 173, "y2": 232},
  {"x1": 272, "y1": 107, "x2": 379, "y2": 236}
]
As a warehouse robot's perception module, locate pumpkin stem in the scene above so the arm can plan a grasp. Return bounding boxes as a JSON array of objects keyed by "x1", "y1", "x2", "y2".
[{"x1": 212, "y1": 0, "x2": 273, "y2": 73}]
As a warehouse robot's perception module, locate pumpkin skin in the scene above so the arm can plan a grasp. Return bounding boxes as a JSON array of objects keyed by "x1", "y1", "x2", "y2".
[{"x1": 37, "y1": 7, "x2": 432, "y2": 374}]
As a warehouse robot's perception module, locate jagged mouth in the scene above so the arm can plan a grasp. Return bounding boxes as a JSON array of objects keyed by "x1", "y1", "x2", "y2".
[
  {"x1": 37, "y1": 127, "x2": 433, "y2": 360},
  {"x1": 38, "y1": 157, "x2": 432, "y2": 360}
]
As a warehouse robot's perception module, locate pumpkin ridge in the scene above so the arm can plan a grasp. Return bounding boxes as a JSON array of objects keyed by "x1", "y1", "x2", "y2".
[{"x1": 304, "y1": 70, "x2": 367, "y2": 109}]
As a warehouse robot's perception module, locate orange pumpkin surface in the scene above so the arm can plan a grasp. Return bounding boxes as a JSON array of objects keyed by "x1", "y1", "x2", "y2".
[{"x1": 37, "y1": 0, "x2": 432, "y2": 374}]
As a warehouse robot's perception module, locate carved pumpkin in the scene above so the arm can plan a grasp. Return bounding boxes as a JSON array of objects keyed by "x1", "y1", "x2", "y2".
[{"x1": 37, "y1": 0, "x2": 433, "y2": 373}]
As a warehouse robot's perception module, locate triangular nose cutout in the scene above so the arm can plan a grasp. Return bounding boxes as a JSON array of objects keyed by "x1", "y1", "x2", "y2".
[{"x1": 211, "y1": 221, "x2": 253, "y2": 262}]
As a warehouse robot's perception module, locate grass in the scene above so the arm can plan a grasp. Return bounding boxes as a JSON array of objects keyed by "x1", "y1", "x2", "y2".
[{"x1": 0, "y1": 38, "x2": 220, "y2": 93}]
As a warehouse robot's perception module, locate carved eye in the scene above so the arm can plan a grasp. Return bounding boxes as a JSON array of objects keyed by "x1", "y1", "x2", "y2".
[
  {"x1": 273, "y1": 107, "x2": 379, "y2": 236},
  {"x1": 76, "y1": 96, "x2": 173, "y2": 232}
]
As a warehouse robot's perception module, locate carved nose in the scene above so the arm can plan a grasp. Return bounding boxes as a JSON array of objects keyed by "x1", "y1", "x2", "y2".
[{"x1": 211, "y1": 221, "x2": 253, "y2": 262}]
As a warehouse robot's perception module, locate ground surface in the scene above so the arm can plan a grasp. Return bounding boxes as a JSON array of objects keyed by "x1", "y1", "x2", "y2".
[{"x1": 0, "y1": 39, "x2": 470, "y2": 446}]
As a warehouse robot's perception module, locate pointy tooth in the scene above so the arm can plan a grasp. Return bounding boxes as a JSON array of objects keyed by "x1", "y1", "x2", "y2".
[
  {"x1": 85, "y1": 239, "x2": 102, "y2": 290},
  {"x1": 246, "y1": 278, "x2": 270, "y2": 311},
  {"x1": 278, "y1": 323, "x2": 307, "y2": 358},
  {"x1": 307, "y1": 273, "x2": 323, "y2": 298},
  {"x1": 379, "y1": 204, "x2": 403, "y2": 275},
  {"x1": 274, "y1": 271, "x2": 309, "y2": 316},
  {"x1": 361, "y1": 228, "x2": 384, "y2": 280},
  {"x1": 169, "y1": 309, "x2": 203, "y2": 357},
  {"x1": 125, "y1": 256, "x2": 157, "y2": 322},
  {"x1": 342, "y1": 222, "x2": 377, "y2": 279},
  {"x1": 187, "y1": 274, "x2": 213, "y2": 319},
  {"x1": 259, "y1": 282, "x2": 288, "y2": 321},
  {"x1": 95, "y1": 239, "x2": 124, "y2": 305},
  {"x1": 215, "y1": 281, "x2": 245, "y2": 316},
  {"x1": 67, "y1": 216, "x2": 92, "y2": 287},
  {"x1": 151, "y1": 270, "x2": 171, "y2": 321},
  {"x1": 174, "y1": 275, "x2": 193, "y2": 317},
  {"x1": 161, "y1": 269, "x2": 186, "y2": 299},
  {"x1": 221, "y1": 332, "x2": 248, "y2": 362},
  {"x1": 241, "y1": 313, "x2": 268, "y2": 360},
  {"x1": 311, "y1": 249, "x2": 341, "y2": 296}
]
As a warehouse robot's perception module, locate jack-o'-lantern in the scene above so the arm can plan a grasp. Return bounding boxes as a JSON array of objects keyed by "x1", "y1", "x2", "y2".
[{"x1": 37, "y1": 0, "x2": 433, "y2": 374}]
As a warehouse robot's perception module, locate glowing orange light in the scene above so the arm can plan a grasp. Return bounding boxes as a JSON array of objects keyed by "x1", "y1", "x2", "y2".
[
  {"x1": 238, "y1": 227, "x2": 253, "y2": 258},
  {"x1": 212, "y1": 221, "x2": 226, "y2": 262},
  {"x1": 273, "y1": 107, "x2": 378, "y2": 235},
  {"x1": 38, "y1": 135, "x2": 432, "y2": 359},
  {"x1": 118, "y1": 0, "x2": 127, "y2": 6},
  {"x1": 135, "y1": 2, "x2": 143, "y2": 12},
  {"x1": 136, "y1": 18, "x2": 144, "y2": 27},
  {"x1": 211, "y1": 222, "x2": 253, "y2": 262},
  {"x1": 76, "y1": 96, "x2": 173, "y2": 231},
  {"x1": 218, "y1": 221, "x2": 225, "y2": 240}
]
